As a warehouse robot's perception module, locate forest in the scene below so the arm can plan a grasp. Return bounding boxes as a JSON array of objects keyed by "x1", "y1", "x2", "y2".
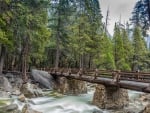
[{"x1": 0, "y1": 0, "x2": 150, "y2": 81}]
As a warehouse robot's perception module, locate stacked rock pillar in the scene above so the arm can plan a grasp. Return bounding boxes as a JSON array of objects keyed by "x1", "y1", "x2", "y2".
[{"x1": 92, "y1": 84, "x2": 129, "y2": 109}]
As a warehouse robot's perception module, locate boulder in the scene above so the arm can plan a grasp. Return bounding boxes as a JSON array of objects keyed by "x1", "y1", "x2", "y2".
[
  {"x1": 5, "y1": 73, "x2": 15, "y2": 83},
  {"x1": 20, "y1": 83, "x2": 43, "y2": 98},
  {"x1": 139, "y1": 94, "x2": 150, "y2": 102},
  {"x1": 92, "y1": 84, "x2": 129, "y2": 109},
  {"x1": 140, "y1": 104, "x2": 150, "y2": 113},
  {"x1": 4, "y1": 104, "x2": 18, "y2": 111},
  {"x1": 0, "y1": 91, "x2": 11, "y2": 98},
  {"x1": 6, "y1": 73, "x2": 23, "y2": 88},
  {"x1": 22, "y1": 104, "x2": 42, "y2": 113},
  {"x1": 0, "y1": 76, "x2": 12, "y2": 92},
  {"x1": 12, "y1": 89, "x2": 21, "y2": 96},
  {"x1": 0, "y1": 104, "x2": 21, "y2": 113},
  {"x1": 14, "y1": 78, "x2": 23, "y2": 88},
  {"x1": 31, "y1": 69, "x2": 55, "y2": 89},
  {"x1": 18, "y1": 94, "x2": 26, "y2": 102}
]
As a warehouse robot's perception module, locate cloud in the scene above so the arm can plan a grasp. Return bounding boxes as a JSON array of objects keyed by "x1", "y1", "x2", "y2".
[{"x1": 99, "y1": 0, "x2": 137, "y2": 35}]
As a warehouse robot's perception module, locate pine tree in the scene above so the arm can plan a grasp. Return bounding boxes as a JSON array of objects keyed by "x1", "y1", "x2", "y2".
[
  {"x1": 131, "y1": 0, "x2": 150, "y2": 35},
  {"x1": 93, "y1": 33, "x2": 115, "y2": 70},
  {"x1": 132, "y1": 26, "x2": 148, "y2": 71},
  {"x1": 122, "y1": 28, "x2": 133, "y2": 70},
  {"x1": 113, "y1": 23, "x2": 129, "y2": 70},
  {"x1": 48, "y1": 0, "x2": 75, "y2": 68}
]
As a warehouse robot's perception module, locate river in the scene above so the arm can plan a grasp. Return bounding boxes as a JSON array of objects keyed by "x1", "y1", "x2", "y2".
[{"x1": 0, "y1": 89, "x2": 148, "y2": 113}]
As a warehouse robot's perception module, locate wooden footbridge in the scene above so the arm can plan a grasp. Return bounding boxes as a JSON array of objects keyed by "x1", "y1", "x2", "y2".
[
  {"x1": 39, "y1": 68, "x2": 150, "y2": 93},
  {"x1": 3, "y1": 68, "x2": 150, "y2": 93}
]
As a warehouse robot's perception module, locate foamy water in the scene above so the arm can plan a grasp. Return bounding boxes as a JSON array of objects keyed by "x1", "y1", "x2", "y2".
[
  {"x1": 0, "y1": 90, "x2": 147, "y2": 113},
  {"x1": 28, "y1": 91, "x2": 105, "y2": 113}
]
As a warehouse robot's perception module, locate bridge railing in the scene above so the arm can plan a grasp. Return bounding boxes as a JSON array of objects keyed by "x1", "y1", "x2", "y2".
[{"x1": 38, "y1": 68, "x2": 150, "y2": 83}]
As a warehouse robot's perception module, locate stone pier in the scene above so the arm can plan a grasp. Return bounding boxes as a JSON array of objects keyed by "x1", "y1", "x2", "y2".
[
  {"x1": 92, "y1": 84, "x2": 129, "y2": 109},
  {"x1": 55, "y1": 77, "x2": 87, "y2": 95}
]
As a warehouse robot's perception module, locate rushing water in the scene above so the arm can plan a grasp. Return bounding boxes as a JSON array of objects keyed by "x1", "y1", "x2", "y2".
[
  {"x1": 0, "y1": 90, "x2": 148, "y2": 113},
  {"x1": 27, "y1": 91, "x2": 105, "y2": 113}
]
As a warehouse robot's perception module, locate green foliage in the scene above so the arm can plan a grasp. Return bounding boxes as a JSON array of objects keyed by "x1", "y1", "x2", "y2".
[
  {"x1": 131, "y1": 0, "x2": 150, "y2": 35},
  {"x1": 121, "y1": 29, "x2": 133, "y2": 70},
  {"x1": 1, "y1": 0, "x2": 149, "y2": 72},
  {"x1": 113, "y1": 23, "x2": 124, "y2": 69},
  {"x1": 0, "y1": 0, "x2": 13, "y2": 47},
  {"x1": 94, "y1": 33, "x2": 115, "y2": 70},
  {"x1": 112, "y1": 23, "x2": 132, "y2": 70},
  {"x1": 48, "y1": 0, "x2": 103, "y2": 68},
  {"x1": 132, "y1": 26, "x2": 148, "y2": 70},
  {"x1": 0, "y1": 0, "x2": 51, "y2": 70}
]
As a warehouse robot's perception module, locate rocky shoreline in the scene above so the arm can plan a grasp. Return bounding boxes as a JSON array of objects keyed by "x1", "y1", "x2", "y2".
[{"x1": 0, "y1": 69, "x2": 88, "y2": 113}]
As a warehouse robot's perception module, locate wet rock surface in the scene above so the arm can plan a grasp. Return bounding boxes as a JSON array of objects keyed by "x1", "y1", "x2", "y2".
[
  {"x1": 92, "y1": 84, "x2": 129, "y2": 109},
  {"x1": 0, "y1": 103, "x2": 42, "y2": 113},
  {"x1": 0, "y1": 76, "x2": 13, "y2": 92},
  {"x1": 18, "y1": 94, "x2": 26, "y2": 102},
  {"x1": 31, "y1": 69, "x2": 55, "y2": 89},
  {"x1": 0, "y1": 104, "x2": 21, "y2": 113},
  {"x1": 22, "y1": 104, "x2": 42, "y2": 113},
  {"x1": 20, "y1": 83, "x2": 43, "y2": 98},
  {"x1": 140, "y1": 104, "x2": 150, "y2": 113},
  {"x1": 139, "y1": 94, "x2": 150, "y2": 102},
  {"x1": 0, "y1": 90, "x2": 11, "y2": 98}
]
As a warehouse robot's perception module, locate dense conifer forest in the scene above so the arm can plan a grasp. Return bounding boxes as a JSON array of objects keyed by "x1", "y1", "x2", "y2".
[{"x1": 0, "y1": 0, "x2": 150, "y2": 81}]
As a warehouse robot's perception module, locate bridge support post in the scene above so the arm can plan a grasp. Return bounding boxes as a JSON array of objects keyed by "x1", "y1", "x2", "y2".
[
  {"x1": 54, "y1": 77, "x2": 87, "y2": 95},
  {"x1": 92, "y1": 84, "x2": 129, "y2": 109}
]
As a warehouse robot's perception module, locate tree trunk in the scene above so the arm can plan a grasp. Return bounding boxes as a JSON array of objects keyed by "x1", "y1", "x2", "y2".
[
  {"x1": 11, "y1": 55, "x2": 16, "y2": 71},
  {"x1": 80, "y1": 55, "x2": 84, "y2": 68},
  {"x1": 55, "y1": 39, "x2": 60, "y2": 68},
  {"x1": 21, "y1": 37, "x2": 29, "y2": 82},
  {"x1": 0, "y1": 45, "x2": 6, "y2": 74},
  {"x1": 55, "y1": 1, "x2": 61, "y2": 69},
  {"x1": 22, "y1": 53, "x2": 27, "y2": 82},
  {"x1": 88, "y1": 54, "x2": 92, "y2": 69}
]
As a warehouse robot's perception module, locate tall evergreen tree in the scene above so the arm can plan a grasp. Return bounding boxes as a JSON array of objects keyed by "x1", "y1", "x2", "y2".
[
  {"x1": 113, "y1": 23, "x2": 130, "y2": 70},
  {"x1": 122, "y1": 28, "x2": 133, "y2": 70},
  {"x1": 49, "y1": 0, "x2": 75, "y2": 68},
  {"x1": 132, "y1": 26, "x2": 148, "y2": 71},
  {"x1": 94, "y1": 33, "x2": 115, "y2": 70},
  {"x1": 131, "y1": 0, "x2": 150, "y2": 35}
]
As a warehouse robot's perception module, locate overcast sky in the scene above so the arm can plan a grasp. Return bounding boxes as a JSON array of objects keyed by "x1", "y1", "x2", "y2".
[{"x1": 99, "y1": 0, "x2": 137, "y2": 35}]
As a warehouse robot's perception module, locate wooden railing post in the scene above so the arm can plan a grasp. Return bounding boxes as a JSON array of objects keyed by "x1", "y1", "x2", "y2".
[
  {"x1": 60, "y1": 68, "x2": 64, "y2": 75},
  {"x1": 77, "y1": 68, "x2": 83, "y2": 77},
  {"x1": 112, "y1": 70, "x2": 121, "y2": 83},
  {"x1": 67, "y1": 68, "x2": 71, "y2": 76},
  {"x1": 136, "y1": 70, "x2": 140, "y2": 80},
  {"x1": 112, "y1": 71, "x2": 116, "y2": 81},
  {"x1": 116, "y1": 70, "x2": 121, "y2": 83},
  {"x1": 94, "y1": 68, "x2": 98, "y2": 79}
]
